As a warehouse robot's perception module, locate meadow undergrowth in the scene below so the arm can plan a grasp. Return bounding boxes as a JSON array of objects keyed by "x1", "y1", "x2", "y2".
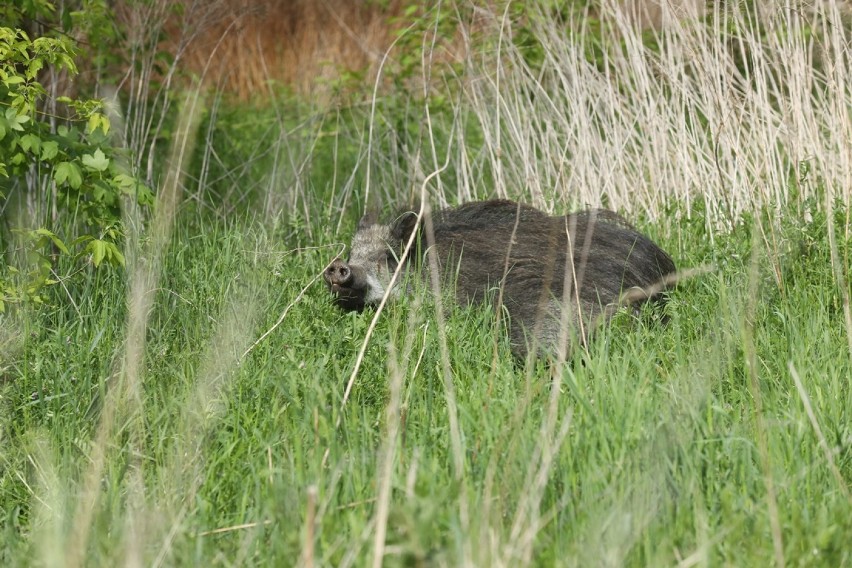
[{"x1": 2, "y1": 1, "x2": 851, "y2": 566}]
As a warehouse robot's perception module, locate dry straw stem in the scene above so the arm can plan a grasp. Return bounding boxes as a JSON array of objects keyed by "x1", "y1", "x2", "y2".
[
  {"x1": 363, "y1": 12, "x2": 426, "y2": 210},
  {"x1": 370, "y1": 341, "x2": 406, "y2": 568},
  {"x1": 54, "y1": 87, "x2": 203, "y2": 567},
  {"x1": 599, "y1": 264, "x2": 717, "y2": 324},
  {"x1": 456, "y1": 1, "x2": 852, "y2": 226},
  {"x1": 489, "y1": 199, "x2": 525, "y2": 376},
  {"x1": 369, "y1": 290, "x2": 429, "y2": 565},
  {"x1": 147, "y1": 229, "x2": 291, "y2": 563},
  {"x1": 27, "y1": 435, "x2": 64, "y2": 568},
  {"x1": 500, "y1": 217, "x2": 579, "y2": 564},
  {"x1": 417, "y1": 85, "x2": 473, "y2": 563},
  {"x1": 0, "y1": 314, "x2": 24, "y2": 375},
  {"x1": 742, "y1": 229, "x2": 786, "y2": 568},
  {"x1": 418, "y1": 27, "x2": 469, "y2": 538},
  {"x1": 299, "y1": 485, "x2": 318, "y2": 568},
  {"x1": 331, "y1": 197, "x2": 423, "y2": 429},
  {"x1": 788, "y1": 362, "x2": 851, "y2": 502},
  {"x1": 152, "y1": 169, "x2": 268, "y2": 565},
  {"x1": 823, "y1": 185, "x2": 852, "y2": 361},
  {"x1": 135, "y1": 91, "x2": 204, "y2": 565},
  {"x1": 414, "y1": 10, "x2": 473, "y2": 530},
  {"x1": 502, "y1": 406, "x2": 573, "y2": 565},
  {"x1": 674, "y1": 526, "x2": 735, "y2": 568},
  {"x1": 197, "y1": 519, "x2": 275, "y2": 537},
  {"x1": 478, "y1": 362, "x2": 553, "y2": 564},
  {"x1": 111, "y1": 0, "x2": 218, "y2": 181}
]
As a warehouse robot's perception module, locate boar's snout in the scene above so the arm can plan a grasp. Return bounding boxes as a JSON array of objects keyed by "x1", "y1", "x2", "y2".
[
  {"x1": 324, "y1": 258, "x2": 367, "y2": 311},
  {"x1": 325, "y1": 258, "x2": 352, "y2": 288}
]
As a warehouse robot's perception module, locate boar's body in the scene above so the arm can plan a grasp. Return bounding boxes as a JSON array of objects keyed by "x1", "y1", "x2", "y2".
[{"x1": 325, "y1": 199, "x2": 676, "y2": 358}]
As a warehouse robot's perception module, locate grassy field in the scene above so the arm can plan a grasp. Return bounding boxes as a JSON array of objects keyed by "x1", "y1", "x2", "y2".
[{"x1": 3, "y1": 1, "x2": 852, "y2": 566}]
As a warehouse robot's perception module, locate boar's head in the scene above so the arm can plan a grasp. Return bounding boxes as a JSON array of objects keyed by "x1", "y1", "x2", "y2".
[{"x1": 324, "y1": 210, "x2": 419, "y2": 311}]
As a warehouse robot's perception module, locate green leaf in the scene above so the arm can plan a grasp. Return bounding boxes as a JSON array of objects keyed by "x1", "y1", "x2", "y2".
[
  {"x1": 20, "y1": 133, "x2": 41, "y2": 153},
  {"x1": 105, "y1": 242, "x2": 125, "y2": 266},
  {"x1": 61, "y1": 5, "x2": 73, "y2": 31},
  {"x1": 2, "y1": 108, "x2": 29, "y2": 131},
  {"x1": 10, "y1": 114, "x2": 29, "y2": 131},
  {"x1": 54, "y1": 161, "x2": 83, "y2": 188},
  {"x1": 88, "y1": 239, "x2": 106, "y2": 267},
  {"x1": 136, "y1": 184, "x2": 155, "y2": 206},
  {"x1": 87, "y1": 113, "x2": 99, "y2": 134},
  {"x1": 85, "y1": 239, "x2": 124, "y2": 267},
  {"x1": 34, "y1": 228, "x2": 70, "y2": 254},
  {"x1": 82, "y1": 148, "x2": 109, "y2": 172},
  {"x1": 113, "y1": 173, "x2": 137, "y2": 188},
  {"x1": 91, "y1": 180, "x2": 117, "y2": 203},
  {"x1": 87, "y1": 113, "x2": 110, "y2": 135},
  {"x1": 41, "y1": 140, "x2": 59, "y2": 160},
  {"x1": 70, "y1": 234, "x2": 93, "y2": 247},
  {"x1": 26, "y1": 58, "x2": 44, "y2": 80}
]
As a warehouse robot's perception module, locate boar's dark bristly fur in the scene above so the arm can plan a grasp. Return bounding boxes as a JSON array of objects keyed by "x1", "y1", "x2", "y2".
[{"x1": 324, "y1": 199, "x2": 676, "y2": 359}]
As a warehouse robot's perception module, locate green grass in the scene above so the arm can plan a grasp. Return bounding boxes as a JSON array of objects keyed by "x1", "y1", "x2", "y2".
[
  {"x1": 3, "y1": 1, "x2": 852, "y2": 565},
  {"x1": 2, "y1": 202, "x2": 850, "y2": 566}
]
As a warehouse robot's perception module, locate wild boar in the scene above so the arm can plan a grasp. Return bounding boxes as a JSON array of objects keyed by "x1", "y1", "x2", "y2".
[{"x1": 325, "y1": 199, "x2": 676, "y2": 359}]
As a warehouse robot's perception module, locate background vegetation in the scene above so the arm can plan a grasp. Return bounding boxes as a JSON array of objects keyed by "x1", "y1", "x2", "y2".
[{"x1": 1, "y1": 0, "x2": 851, "y2": 566}]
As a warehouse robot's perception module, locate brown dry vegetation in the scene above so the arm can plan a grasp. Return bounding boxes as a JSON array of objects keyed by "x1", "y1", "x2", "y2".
[
  {"x1": 161, "y1": 0, "x2": 409, "y2": 100},
  {"x1": 156, "y1": 0, "x2": 708, "y2": 101}
]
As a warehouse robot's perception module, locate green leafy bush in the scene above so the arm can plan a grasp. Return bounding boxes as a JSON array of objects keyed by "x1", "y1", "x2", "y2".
[{"x1": 0, "y1": 26, "x2": 152, "y2": 311}]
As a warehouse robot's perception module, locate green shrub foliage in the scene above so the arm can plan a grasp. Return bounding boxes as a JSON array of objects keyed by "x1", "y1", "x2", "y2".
[{"x1": 0, "y1": 25, "x2": 152, "y2": 311}]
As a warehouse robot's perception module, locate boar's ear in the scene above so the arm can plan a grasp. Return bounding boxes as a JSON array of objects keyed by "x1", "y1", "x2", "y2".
[
  {"x1": 390, "y1": 210, "x2": 420, "y2": 242},
  {"x1": 357, "y1": 210, "x2": 379, "y2": 230}
]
